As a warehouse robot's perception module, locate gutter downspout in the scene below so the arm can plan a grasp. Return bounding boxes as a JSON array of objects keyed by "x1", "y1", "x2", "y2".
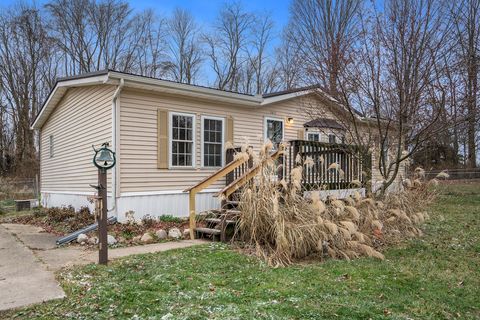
[{"x1": 109, "y1": 78, "x2": 124, "y2": 214}]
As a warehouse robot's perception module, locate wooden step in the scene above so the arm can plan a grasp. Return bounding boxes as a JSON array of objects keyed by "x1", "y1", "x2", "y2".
[
  {"x1": 195, "y1": 227, "x2": 221, "y2": 235},
  {"x1": 205, "y1": 218, "x2": 237, "y2": 225}
]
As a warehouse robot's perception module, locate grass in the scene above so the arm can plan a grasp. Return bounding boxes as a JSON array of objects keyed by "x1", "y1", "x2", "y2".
[{"x1": 2, "y1": 182, "x2": 479, "y2": 319}]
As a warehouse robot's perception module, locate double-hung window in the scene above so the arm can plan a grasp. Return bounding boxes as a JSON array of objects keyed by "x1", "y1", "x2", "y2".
[
  {"x1": 307, "y1": 132, "x2": 320, "y2": 142},
  {"x1": 170, "y1": 112, "x2": 195, "y2": 167},
  {"x1": 202, "y1": 116, "x2": 224, "y2": 167}
]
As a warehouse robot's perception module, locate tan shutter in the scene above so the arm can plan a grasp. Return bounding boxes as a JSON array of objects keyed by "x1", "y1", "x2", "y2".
[
  {"x1": 297, "y1": 128, "x2": 305, "y2": 140},
  {"x1": 157, "y1": 109, "x2": 169, "y2": 169},
  {"x1": 226, "y1": 116, "x2": 234, "y2": 145}
]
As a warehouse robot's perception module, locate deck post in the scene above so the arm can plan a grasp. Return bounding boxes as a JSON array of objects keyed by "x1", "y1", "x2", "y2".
[{"x1": 189, "y1": 191, "x2": 196, "y2": 240}]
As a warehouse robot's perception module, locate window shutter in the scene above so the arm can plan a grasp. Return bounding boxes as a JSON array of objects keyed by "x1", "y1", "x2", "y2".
[
  {"x1": 226, "y1": 116, "x2": 234, "y2": 145},
  {"x1": 157, "y1": 109, "x2": 168, "y2": 169},
  {"x1": 297, "y1": 128, "x2": 305, "y2": 140}
]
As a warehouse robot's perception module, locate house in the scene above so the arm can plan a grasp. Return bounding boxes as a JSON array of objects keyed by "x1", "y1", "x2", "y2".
[{"x1": 31, "y1": 70, "x2": 405, "y2": 221}]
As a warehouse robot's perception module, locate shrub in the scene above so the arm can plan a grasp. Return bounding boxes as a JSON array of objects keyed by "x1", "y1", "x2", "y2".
[
  {"x1": 158, "y1": 214, "x2": 182, "y2": 223},
  {"x1": 140, "y1": 214, "x2": 157, "y2": 228},
  {"x1": 44, "y1": 206, "x2": 76, "y2": 223},
  {"x1": 32, "y1": 207, "x2": 47, "y2": 218},
  {"x1": 42, "y1": 206, "x2": 95, "y2": 233},
  {"x1": 237, "y1": 144, "x2": 437, "y2": 267},
  {"x1": 114, "y1": 223, "x2": 145, "y2": 239}
]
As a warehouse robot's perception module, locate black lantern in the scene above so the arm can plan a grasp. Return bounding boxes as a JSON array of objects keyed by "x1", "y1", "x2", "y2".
[{"x1": 92, "y1": 143, "x2": 116, "y2": 170}]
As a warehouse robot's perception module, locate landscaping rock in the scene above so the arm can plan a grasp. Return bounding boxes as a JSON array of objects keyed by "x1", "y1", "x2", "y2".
[
  {"x1": 155, "y1": 229, "x2": 167, "y2": 240},
  {"x1": 118, "y1": 236, "x2": 126, "y2": 243},
  {"x1": 140, "y1": 232, "x2": 154, "y2": 243},
  {"x1": 107, "y1": 235, "x2": 117, "y2": 245},
  {"x1": 183, "y1": 228, "x2": 190, "y2": 237},
  {"x1": 168, "y1": 227, "x2": 182, "y2": 239},
  {"x1": 77, "y1": 233, "x2": 88, "y2": 244},
  {"x1": 132, "y1": 235, "x2": 141, "y2": 242},
  {"x1": 87, "y1": 236, "x2": 98, "y2": 245}
]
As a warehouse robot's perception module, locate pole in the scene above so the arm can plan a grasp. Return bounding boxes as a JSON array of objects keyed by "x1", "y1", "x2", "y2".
[{"x1": 98, "y1": 168, "x2": 108, "y2": 265}]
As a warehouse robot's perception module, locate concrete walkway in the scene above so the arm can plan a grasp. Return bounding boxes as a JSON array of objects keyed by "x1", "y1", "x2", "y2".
[
  {"x1": 0, "y1": 224, "x2": 65, "y2": 311},
  {"x1": 0, "y1": 223, "x2": 207, "y2": 311},
  {"x1": 37, "y1": 239, "x2": 207, "y2": 272}
]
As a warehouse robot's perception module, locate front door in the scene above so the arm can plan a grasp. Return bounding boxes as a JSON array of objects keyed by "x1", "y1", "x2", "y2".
[{"x1": 265, "y1": 117, "x2": 284, "y2": 149}]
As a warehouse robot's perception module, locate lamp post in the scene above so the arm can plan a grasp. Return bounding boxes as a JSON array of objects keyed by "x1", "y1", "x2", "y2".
[{"x1": 92, "y1": 142, "x2": 116, "y2": 265}]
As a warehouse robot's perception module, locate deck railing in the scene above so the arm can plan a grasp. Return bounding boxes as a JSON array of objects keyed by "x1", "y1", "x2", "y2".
[
  {"x1": 286, "y1": 140, "x2": 371, "y2": 190},
  {"x1": 216, "y1": 145, "x2": 285, "y2": 199},
  {"x1": 184, "y1": 140, "x2": 371, "y2": 239}
]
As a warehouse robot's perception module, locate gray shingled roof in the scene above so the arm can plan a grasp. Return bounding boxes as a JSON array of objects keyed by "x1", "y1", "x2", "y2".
[{"x1": 303, "y1": 118, "x2": 345, "y2": 130}]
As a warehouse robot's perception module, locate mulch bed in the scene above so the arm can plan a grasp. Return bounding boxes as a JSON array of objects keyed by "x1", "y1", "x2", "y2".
[{"x1": 3, "y1": 206, "x2": 196, "y2": 245}]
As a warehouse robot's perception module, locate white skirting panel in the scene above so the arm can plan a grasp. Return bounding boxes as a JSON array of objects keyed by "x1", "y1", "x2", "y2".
[
  {"x1": 304, "y1": 188, "x2": 366, "y2": 200},
  {"x1": 116, "y1": 191, "x2": 221, "y2": 221},
  {"x1": 371, "y1": 180, "x2": 404, "y2": 193},
  {"x1": 41, "y1": 191, "x2": 111, "y2": 212},
  {"x1": 41, "y1": 190, "x2": 221, "y2": 221}
]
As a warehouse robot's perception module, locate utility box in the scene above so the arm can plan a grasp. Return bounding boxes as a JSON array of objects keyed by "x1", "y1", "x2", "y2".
[{"x1": 14, "y1": 199, "x2": 35, "y2": 211}]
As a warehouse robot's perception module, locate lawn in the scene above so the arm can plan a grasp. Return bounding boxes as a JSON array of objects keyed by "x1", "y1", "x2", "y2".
[{"x1": 2, "y1": 182, "x2": 479, "y2": 319}]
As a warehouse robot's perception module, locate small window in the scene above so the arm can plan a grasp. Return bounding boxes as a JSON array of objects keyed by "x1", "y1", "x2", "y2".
[
  {"x1": 328, "y1": 134, "x2": 336, "y2": 144},
  {"x1": 49, "y1": 135, "x2": 54, "y2": 158},
  {"x1": 265, "y1": 117, "x2": 284, "y2": 148},
  {"x1": 170, "y1": 113, "x2": 195, "y2": 167},
  {"x1": 307, "y1": 132, "x2": 320, "y2": 142},
  {"x1": 202, "y1": 116, "x2": 224, "y2": 167}
]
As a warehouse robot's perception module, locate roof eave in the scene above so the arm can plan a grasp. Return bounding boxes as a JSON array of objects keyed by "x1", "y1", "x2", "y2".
[
  {"x1": 31, "y1": 71, "x2": 263, "y2": 130},
  {"x1": 107, "y1": 71, "x2": 262, "y2": 106},
  {"x1": 31, "y1": 73, "x2": 110, "y2": 130}
]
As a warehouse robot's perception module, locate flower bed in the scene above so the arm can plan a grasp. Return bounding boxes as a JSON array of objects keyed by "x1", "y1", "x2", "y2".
[{"x1": 3, "y1": 206, "x2": 195, "y2": 246}]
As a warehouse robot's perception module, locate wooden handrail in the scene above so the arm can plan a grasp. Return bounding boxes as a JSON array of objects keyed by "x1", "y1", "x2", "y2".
[
  {"x1": 184, "y1": 156, "x2": 249, "y2": 239},
  {"x1": 216, "y1": 145, "x2": 284, "y2": 199}
]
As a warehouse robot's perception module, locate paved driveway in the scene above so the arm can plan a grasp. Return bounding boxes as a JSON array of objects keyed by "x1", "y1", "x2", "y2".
[{"x1": 0, "y1": 224, "x2": 65, "y2": 311}]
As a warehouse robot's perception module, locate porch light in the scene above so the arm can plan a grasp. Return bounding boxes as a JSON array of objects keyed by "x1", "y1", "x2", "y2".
[{"x1": 286, "y1": 117, "x2": 294, "y2": 125}]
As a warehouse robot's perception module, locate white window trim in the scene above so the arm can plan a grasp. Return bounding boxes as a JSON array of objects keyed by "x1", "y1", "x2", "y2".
[
  {"x1": 201, "y1": 115, "x2": 225, "y2": 168},
  {"x1": 169, "y1": 111, "x2": 196, "y2": 169},
  {"x1": 264, "y1": 116, "x2": 285, "y2": 144},
  {"x1": 307, "y1": 132, "x2": 321, "y2": 142}
]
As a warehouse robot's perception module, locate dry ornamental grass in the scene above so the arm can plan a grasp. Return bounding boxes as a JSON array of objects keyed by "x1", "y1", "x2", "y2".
[{"x1": 235, "y1": 143, "x2": 439, "y2": 267}]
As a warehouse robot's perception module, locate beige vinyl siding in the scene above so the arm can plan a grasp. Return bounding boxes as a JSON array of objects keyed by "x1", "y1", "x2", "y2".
[
  {"x1": 40, "y1": 85, "x2": 115, "y2": 192},
  {"x1": 119, "y1": 89, "x2": 338, "y2": 193}
]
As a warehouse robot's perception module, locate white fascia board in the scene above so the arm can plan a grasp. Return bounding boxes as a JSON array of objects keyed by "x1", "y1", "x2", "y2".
[
  {"x1": 107, "y1": 71, "x2": 263, "y2": 107},
  {"x1": 261, "y1": 91, "x2": 312, "y2": 105},
  {"x1": 31, "y1": 74, "x2": 110, "y2": 130}
]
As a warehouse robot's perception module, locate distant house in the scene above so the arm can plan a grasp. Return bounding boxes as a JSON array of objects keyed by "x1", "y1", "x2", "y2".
[{"x1": 31, "y1": 70, "x2": 404, "y2": 220}]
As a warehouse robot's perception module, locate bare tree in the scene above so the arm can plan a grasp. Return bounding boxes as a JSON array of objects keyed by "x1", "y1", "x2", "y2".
[
  {"x1": 298, "y1": 0, "x2": 452, "y2": 194},
  {"x1": 287, "y1": 0, "x2": 362, "y2": 97},
  {"x1": 204, "y1": 2, "x2": 253, "y2": 91},
  {"x1": 450, "y1": 0, "x2": 480, "y2": 168},
  {"x1": 0, "y1": 4, "x2": 56, "y2": 176},
  {"x1": 46, "y1": 0, "x2": 165, "y2": 75},
  {"x1": 248, "y1": 14, "x2": 278, "y2": 94},
  {"x1": 164, "y1": 8, "x2": 203, "y2": 84},
  {"x1": 277, "y1": 27, "x2": 304, "y2": 90}
]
